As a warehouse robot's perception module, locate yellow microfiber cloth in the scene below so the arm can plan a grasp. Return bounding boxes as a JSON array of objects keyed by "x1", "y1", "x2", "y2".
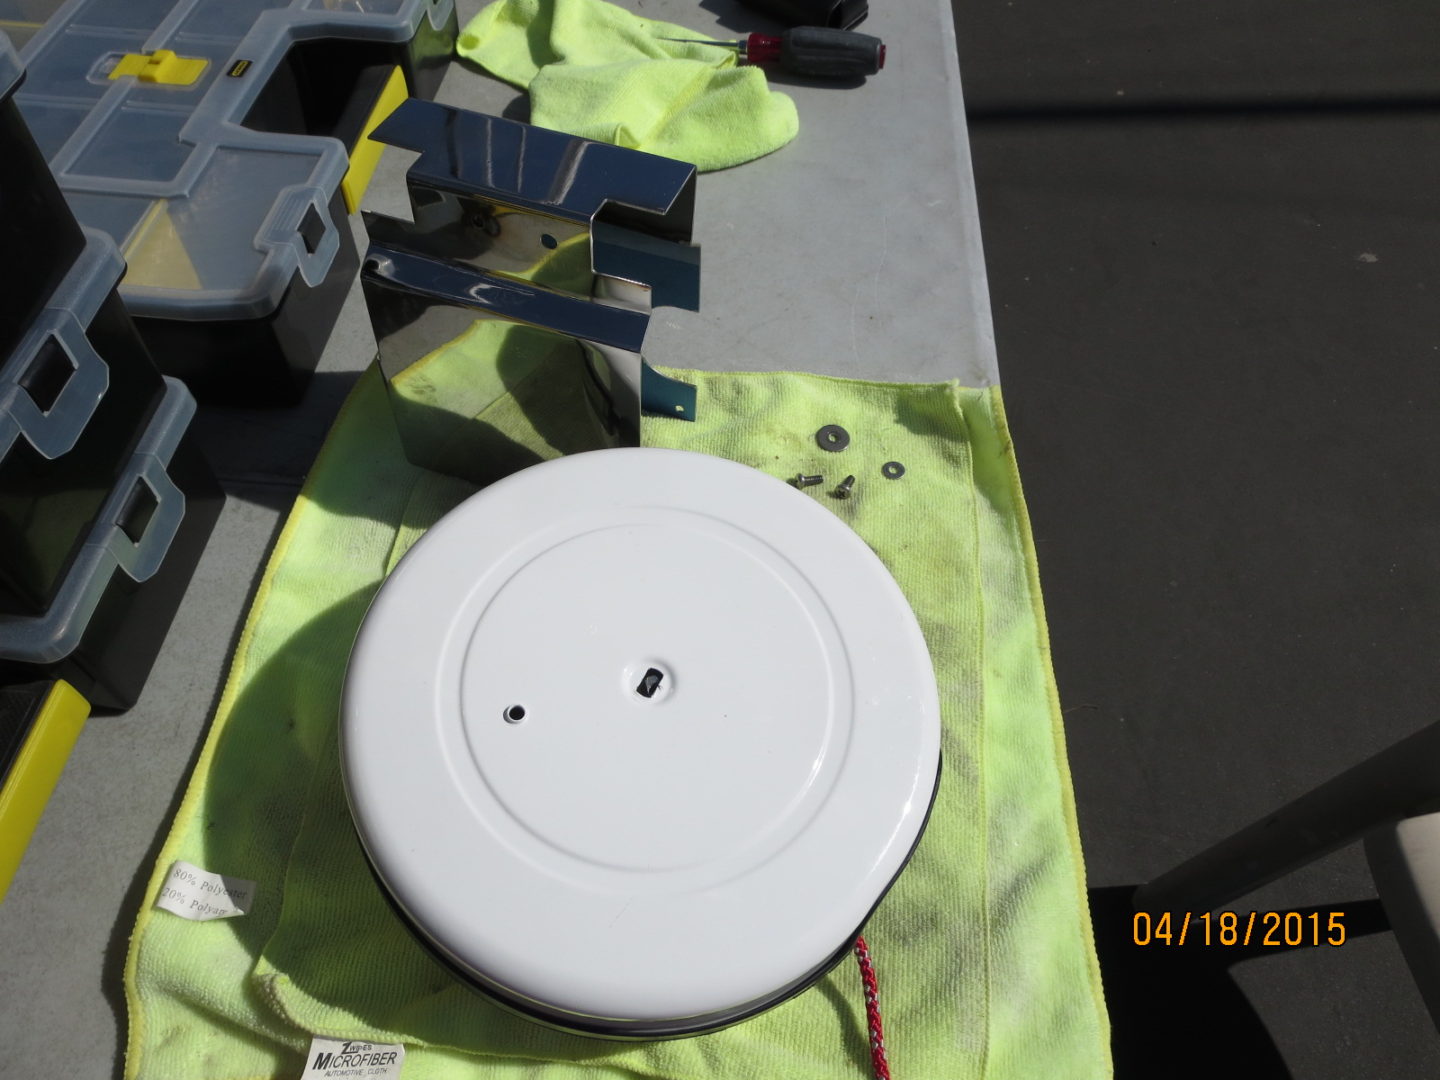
[
  {"x1": 123, "y1": 331, "x2": 1111, "y2": 1077},
  {"x1": 456, "y1": 0, "x2": 799, "y2": 170}
]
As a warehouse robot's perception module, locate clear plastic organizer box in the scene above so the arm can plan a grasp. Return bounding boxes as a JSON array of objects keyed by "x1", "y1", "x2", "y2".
[{"x1": 1, "y1": 0, "x2": 457, "y2": 402}]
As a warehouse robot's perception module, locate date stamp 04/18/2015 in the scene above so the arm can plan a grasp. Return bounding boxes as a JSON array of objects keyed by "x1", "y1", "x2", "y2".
[{"x1": 1133, "y1": 910, "x2": 1348, "y2": 948}]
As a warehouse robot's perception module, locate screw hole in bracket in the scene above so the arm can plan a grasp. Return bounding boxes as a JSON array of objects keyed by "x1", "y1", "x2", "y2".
[{"x1": 504, "y1": 704, "x2": 527, "y2": 723}]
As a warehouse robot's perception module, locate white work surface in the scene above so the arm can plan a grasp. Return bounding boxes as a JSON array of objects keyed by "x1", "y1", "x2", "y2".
[{"x1": 0, "y1": 0, "x2": 995, "y2": 1074}]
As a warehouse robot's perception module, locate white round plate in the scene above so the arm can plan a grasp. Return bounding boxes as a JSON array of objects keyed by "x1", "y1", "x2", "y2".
[{"x1": 342, "y1": 448, "x2": 941, "y2": 1036}]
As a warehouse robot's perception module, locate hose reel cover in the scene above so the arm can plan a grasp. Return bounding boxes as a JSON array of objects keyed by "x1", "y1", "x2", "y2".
[{"x1": 341, "y1": 448, "x2": 941, "y2": 1037}]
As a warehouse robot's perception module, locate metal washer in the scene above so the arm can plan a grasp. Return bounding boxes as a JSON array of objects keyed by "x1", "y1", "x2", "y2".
[
  {"x1": 881, "y1": 461, "x2": 905, "y2": 479},
  {"x1": 815, "y1": 425, "x2": 850, "y2": 452}
]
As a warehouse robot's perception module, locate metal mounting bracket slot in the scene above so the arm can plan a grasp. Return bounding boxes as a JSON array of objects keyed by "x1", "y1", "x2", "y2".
[{"x1": 359, "y1": 99, "x2": 701, "y2": 483}]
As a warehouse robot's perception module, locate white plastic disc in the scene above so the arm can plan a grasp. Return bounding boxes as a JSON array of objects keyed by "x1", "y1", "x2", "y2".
[{"x1": 342, "y1": 448, "x2": 940, "y2": 1035}]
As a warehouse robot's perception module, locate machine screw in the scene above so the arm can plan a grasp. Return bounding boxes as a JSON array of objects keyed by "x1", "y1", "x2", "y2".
[
  {"x1": 834, "y1": 475, "x2": 856, "y2": 498},
  {"x1": 792, "y1": 473, "x2": 824, "y2": 488}
]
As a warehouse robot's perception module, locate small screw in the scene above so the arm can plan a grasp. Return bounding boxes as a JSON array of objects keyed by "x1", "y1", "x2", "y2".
[
  {"x1": 834, "y1": 475, "x2": 856, "y2": 498},
  {"x1": 792, "y1": 473, "x2": 824, "y2": 488}
]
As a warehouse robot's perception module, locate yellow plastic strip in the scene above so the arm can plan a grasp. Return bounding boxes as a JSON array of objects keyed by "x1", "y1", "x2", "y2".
[
  {"x1": 0, "y1": 680, "x2": 90, "y2": 904},
  {"x1": 340, "y1": 65, "x2": 409, "y2": 214},
  {"x1": 109, "y1": 50, "x2": 207, "y2": 86}
]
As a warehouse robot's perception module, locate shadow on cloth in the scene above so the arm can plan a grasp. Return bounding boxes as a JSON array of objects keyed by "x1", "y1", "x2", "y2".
[{"x1": 196, "y1": 584, "x2": 640, "y2": 1065}]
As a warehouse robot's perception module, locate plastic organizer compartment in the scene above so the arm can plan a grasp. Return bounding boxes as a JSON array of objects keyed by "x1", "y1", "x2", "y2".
[
  {"x1": 0, "y1": 228, "x2": 168, "y2": 617},
  {"x1": 0, "y1": 377, "x2": 224, "y2": 711},
  {"x1": 2, "y1": 0, "x2": 458, "y2": 404},
  {"x1": 0, "y1": 30, "x2": 84, "y2": 365}
]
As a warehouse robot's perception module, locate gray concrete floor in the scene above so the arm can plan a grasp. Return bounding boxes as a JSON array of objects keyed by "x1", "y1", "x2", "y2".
[{"x1": 955, "y1": 0, "x2": 1440, "y2": 1075}]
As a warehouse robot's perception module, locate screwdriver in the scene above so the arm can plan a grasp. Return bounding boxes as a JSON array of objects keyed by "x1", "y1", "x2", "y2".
[{"x1": 661, "y1": 27, "x2": 886, "y2": 79}]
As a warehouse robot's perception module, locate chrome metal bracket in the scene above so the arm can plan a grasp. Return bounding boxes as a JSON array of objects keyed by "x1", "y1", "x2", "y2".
[{"x1": 359, "y1": 99, "x2": 701, "y2": 482}]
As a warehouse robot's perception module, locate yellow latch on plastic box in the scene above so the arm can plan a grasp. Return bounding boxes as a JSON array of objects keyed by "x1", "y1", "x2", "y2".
[{"x1": 109, "y1": 49, "x2": 207, "y2": 86}]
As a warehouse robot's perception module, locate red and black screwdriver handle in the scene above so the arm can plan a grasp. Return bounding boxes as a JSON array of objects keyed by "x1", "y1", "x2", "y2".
[{"x1": 746, "y1": 27, "x2": 885, "y2": 77}]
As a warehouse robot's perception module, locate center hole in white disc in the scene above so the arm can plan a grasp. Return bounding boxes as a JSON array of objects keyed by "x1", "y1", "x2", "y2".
[{"x1": 635, "y1": 667, "x2": 665, "y2": 699}]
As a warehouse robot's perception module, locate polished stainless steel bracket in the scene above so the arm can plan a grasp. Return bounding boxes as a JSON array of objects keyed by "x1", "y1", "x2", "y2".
[{"x1": 359, "y1": 99, "x2": 701, "y2": 481}]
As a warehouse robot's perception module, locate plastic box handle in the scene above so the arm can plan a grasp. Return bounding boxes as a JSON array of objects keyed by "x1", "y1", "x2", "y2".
[
  {"x1": 0, "y1": 379, "x2": 193, "y2": 663},
  {"x1": 0, "y1": 309, "x2": 111, "y2": 461}
]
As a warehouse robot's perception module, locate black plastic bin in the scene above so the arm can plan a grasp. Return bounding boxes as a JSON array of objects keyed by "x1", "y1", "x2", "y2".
[
  {"x1": 0, "y1": 378, "x2": 224, "y2": 711},
  {"x1": 0, "y1": 232, "x2": 168, "y2": 616},
  {"x1": 0, "y1": 32, "x2": 83, "y2": 366}
]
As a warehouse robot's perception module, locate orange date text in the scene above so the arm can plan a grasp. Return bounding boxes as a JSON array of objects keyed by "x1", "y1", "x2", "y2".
[{"x1": 1132, "y1": 910, "x2": 1346, "y2": 947}]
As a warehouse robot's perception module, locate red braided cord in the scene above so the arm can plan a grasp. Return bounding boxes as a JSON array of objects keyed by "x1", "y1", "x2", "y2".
[{"x1": 853, "y1": 936, "x2": 891, "y2": 1080}]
